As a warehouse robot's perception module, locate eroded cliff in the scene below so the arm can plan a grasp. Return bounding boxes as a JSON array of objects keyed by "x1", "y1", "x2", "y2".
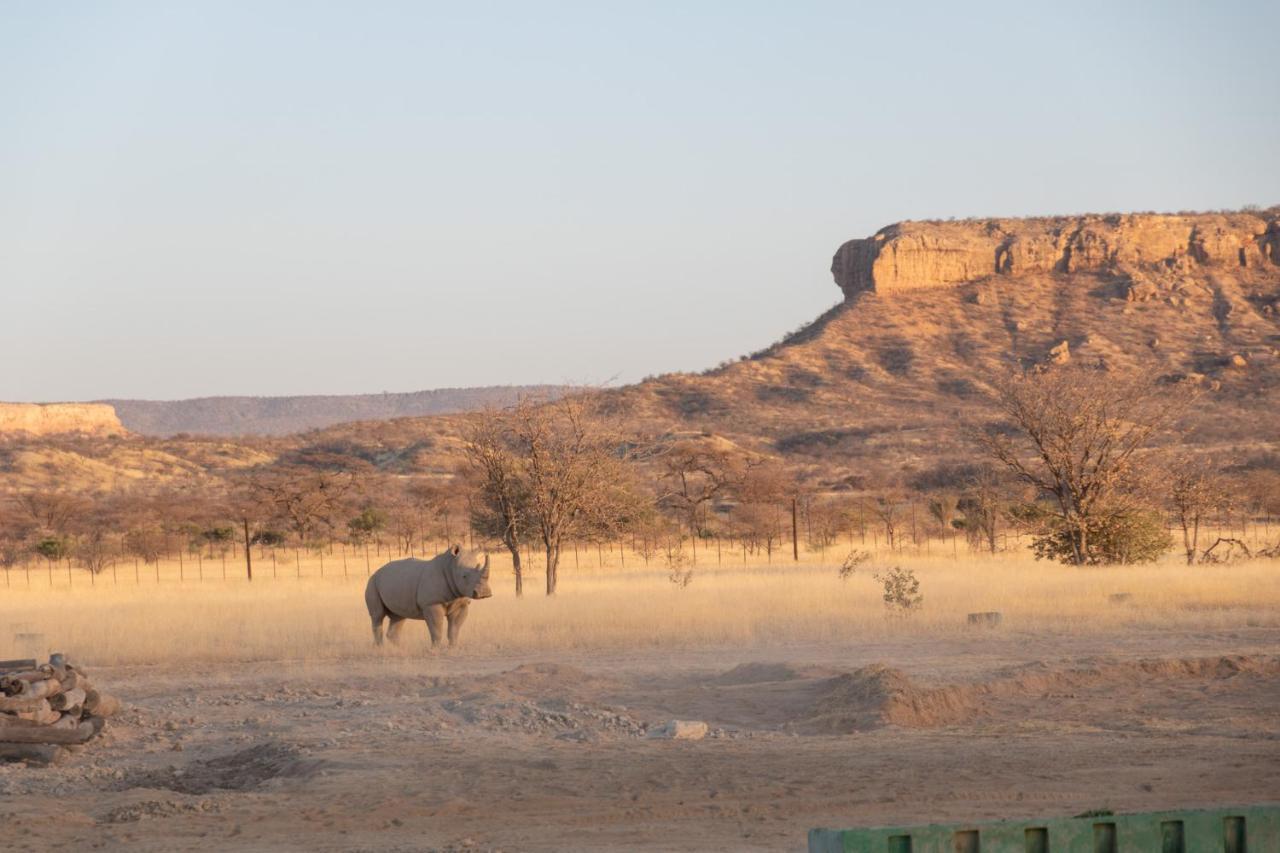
[
  {"x1": 0, "y1": 403, "x2": 125, "y2": 437},
  {"x1": 832, "y1": 211, "x2": 1280, "y2": 297}
]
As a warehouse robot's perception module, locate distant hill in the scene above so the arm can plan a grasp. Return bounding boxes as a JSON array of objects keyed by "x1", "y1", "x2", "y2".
[
  {"x1": 7, "y1": 209, "x2": 1276, "y2": 498},
  {"x1": 100, "y1": 386, "x2": 568, "y2": 436}
]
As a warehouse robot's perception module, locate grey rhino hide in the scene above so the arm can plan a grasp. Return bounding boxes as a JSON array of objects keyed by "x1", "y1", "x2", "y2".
[{"x1": 364, "y1": 546, "x2": 492, "y2": 647}]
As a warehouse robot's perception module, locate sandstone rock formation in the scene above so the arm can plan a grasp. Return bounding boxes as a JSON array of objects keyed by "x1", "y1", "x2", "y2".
[
  {"x1": 0, "y1": 403, "x2": 124, "y2": 437},
  {"x1": 831, "y1": 212, "x2": 1280, "y2": 297}
]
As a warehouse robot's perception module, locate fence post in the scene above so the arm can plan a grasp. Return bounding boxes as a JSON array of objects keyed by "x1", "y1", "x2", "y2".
[{"x1": 791, "y1": 497, "x2": 799, "y2": 562}]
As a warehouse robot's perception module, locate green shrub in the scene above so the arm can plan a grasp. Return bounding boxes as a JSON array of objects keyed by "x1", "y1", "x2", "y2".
[{"x1": 1017, "y1": 504, "x2": 1171, "y2": 565}]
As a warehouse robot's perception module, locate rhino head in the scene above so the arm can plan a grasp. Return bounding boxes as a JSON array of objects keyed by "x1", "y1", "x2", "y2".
[{"x1": 449, "y1": 545, "x2": 493, "y2": 599}]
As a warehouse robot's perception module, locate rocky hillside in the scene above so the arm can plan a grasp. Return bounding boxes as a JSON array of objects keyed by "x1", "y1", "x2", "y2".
[
  {"x1": 832, "y1": 211, "x2": 1279, "y2": 296},
  {"x1": 605, "y1": 211, "x2": 1280, "y2": 487},
  {"x1": 5, "y1": 209, "x2": 1277, "y2": 494},
  {"x1": 0, "y1": 403, "x2": 125, "y2": 438},
  {"x1": 101, "y1": 386, "x2": 567, "y2": 437}
]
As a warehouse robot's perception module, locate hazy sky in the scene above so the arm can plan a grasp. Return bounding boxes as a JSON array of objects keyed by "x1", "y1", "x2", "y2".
[{"x1": 3, "y1": 2, "x2": 1277, "y2": 401}]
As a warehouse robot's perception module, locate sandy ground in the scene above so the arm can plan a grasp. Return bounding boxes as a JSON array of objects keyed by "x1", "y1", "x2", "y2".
[{"x1": 3, "y1": 627, "x2": 1279, "y2": 852}]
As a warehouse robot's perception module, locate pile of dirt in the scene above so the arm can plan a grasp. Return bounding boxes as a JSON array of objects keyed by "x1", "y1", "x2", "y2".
[
  {"x1": 439, "y1": 696, "x2": 648, "y2": 741},
  {"x1": 805, "y1": 665, "x2": 984, "y2": 733},
  {"x1": 431, "y1": 663, "x2": 645, "y2": 741},
  {"x1": 99, "y1": 798, "x2": 222, "y2": 824},
  {"x1": 993, "y1": 654, "x2": 1280, "y2": 697},
  {"x1": 697, "y1": 655, "x2": 1280, "y2": 736},
  {"x1": 710, "y1": 662, "x2": 840, "y2": 686},
  {"x1": 471, "y1": 663, "x2": 619, "y2": 699},
  {"x1": 116, "y1": 740, "x2": 325, "y2": 794}
]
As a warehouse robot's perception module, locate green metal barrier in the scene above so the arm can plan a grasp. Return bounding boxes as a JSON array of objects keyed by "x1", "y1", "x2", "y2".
[{"x1": 809, "y1": 805, "x2": 1280, "y2": 852}]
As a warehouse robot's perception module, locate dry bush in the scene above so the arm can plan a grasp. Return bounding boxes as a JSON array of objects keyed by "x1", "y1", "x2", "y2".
[
  {"x1": 872, "y1": 566, "x2": 923, "y2": 612},
  {"x1": 837, "y1": 549, "x2": 872, "y2": 580}
]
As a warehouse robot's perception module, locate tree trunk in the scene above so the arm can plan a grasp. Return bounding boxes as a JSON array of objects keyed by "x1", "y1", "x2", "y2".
[
  {"x1": 545, "y1": 542, "x2": 559, "y2": 595},
  {"x1": 242, "y1": 518, "x2": 253, "y2": 581},
  {"x1": 508, "y1": 542, "x2": 524, "y2": 597},
  {"x1": 791, "y1": 497, "x2": 799, "y2": 562}
]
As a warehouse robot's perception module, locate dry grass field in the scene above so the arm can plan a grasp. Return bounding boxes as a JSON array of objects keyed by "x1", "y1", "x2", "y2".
[
  {"x1": 3, "y1": 541, "x2": 1280, "y2": 667},
  {"x1": 3, "y1": 537, "x2": 1279, "y2": 851}
]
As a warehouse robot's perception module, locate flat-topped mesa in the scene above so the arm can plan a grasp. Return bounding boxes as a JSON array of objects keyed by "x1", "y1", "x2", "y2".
[
  {"x1": 831, "y1": 211, "x2": 1280, "y2": 298},
  {"x1": 0, "y1": 403, "x2": 125, "y2": 438}
]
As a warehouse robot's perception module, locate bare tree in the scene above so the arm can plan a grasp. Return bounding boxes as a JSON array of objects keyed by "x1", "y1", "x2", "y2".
[
  {"x1": 0, "y1": 500, "x2": 34, "y2": 576},
  {"x1": 463, "y1": 410, "x2": 529, "y2": 596},
  {"x1": 866, "y1": 492, "x2": 905, "y2": 549},
  {"x1": 730, "y1": 461, "x2": 790, "y2": 560},
  {"x1": 505, "y1": 396, "x2": 641, "y2": 595},
  {"x1": 15, "y1": 490, "x2": 87, "y2": 537},
  {"x1": 928, "y1": 494, "x2": 960, "y2": 534},
  {"x1": 975, "y1": 367, "x2": 1187, "y2": 565},
  {"x1": 1167, "y1": 457, "x2": 1230, "y2": 564},
  {"x1": 656, "y1": 439, "x2": 742, "y2": 563},
  {"x1": 250, "y1": 467, "x2": 359, "y2": 550},
  {"x1": 956, "y1": 465, "x2": 1006, "y2": 554}
]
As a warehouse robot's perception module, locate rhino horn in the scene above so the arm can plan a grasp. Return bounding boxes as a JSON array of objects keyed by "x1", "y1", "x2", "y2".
[{"x1": 482, "y1": 553, "x2": 490, "y2": 576}]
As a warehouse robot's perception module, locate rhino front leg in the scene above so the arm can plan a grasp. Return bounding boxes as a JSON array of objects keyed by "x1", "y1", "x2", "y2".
[
  {"x1": 446, "y1": 603, "x2": 470, "y2": 647},
  {"x1": 424, "y1": 604, "x2": 447, "y2": 648}
]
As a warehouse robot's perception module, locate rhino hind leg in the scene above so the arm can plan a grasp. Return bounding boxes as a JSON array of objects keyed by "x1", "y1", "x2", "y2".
[{"x1": 386, "y1": 616, "x2": 406, "y2": 644}]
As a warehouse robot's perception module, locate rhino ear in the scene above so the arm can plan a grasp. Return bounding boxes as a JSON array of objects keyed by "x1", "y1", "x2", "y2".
[{"x1": 450, "y1": 544, "x2": 461, "y2": 556}]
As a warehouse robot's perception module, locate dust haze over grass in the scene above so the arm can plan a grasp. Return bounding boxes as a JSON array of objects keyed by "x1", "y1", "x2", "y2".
[{"x1": 4, "y1": 543, "x2": 1278, "y2": 667}]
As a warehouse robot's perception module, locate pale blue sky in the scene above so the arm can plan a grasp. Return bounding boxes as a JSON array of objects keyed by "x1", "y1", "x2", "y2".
[{"x1": 2, "y1": 1, "x2": 1277, "y2": 401}]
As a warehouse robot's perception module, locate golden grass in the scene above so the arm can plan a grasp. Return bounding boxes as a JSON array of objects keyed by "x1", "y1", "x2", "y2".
[{"x1": 2, "y1": 541, "x2": 1278, "y2": 667}]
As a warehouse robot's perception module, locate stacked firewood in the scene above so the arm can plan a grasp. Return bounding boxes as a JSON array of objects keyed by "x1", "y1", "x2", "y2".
[{"x1": 0, "y1": 653, "x2": 119, "y2": 761}]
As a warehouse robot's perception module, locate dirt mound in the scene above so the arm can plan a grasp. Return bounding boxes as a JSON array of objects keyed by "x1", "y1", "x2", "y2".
[
  {"x1": 116, "y1": 741, "x2": 326, "y2": 794},
  {"x1": 711, "y1": 662, "x2": 840, "y2": 686},
  {"x1": 995, "y1": 655, "x2": 1280, "y2": 696},
  {"x1": 99, "y1": 798, "x2": 222, "y2": 824},
  {"x1": 805, "y1": 665, "x2": 983, "y2": 733},
  {"x1": 479, "y1": 663, "x2": 615, "y2": 695},
  {"x1": 439, "y1": 695, "x2": 649, "y2": 741},
  {"x1": 439, "y1": 664, "x2": 642, "y2": 740}
]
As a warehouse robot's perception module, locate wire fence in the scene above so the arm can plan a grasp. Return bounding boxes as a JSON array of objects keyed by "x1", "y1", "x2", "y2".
[{"x1": 3, "y1": 514, "x2": 1276, "y2": 591}]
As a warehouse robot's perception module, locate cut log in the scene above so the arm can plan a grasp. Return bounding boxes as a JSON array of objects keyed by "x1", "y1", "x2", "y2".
[
  {"x1": 50, "y1": 688, "x2": 86, "y2": 713},
  {"x1": 84, "y1": 692, "x2": 120, "y2": 718},
  {"x1": 0, "y1": 743, "x2": 66, "y2": 765},
  {"x1": 14, "y1": 701, "x2": 60, "y2": 725},
  {"x1": 56, "y1": 670, "x2": 82, "y2": 691},
  {"x1": 0, "y1": 694, "x2": 51, "y2": 714},
  {"x1": 0, "y1": 659, "x2": 37, "y2": 672},
  {"x1": 0, "y1": 713, "x2": 43, "y2": 728},
  {"x1": 11, "y1": 679, "x2": 63, "y2": 701},
  {"x1": 49, "y1": 713, "x2": 79, "y2": 730},
  {"x1": 0, "y1": 717, "x2": 103, "y2": 745}
]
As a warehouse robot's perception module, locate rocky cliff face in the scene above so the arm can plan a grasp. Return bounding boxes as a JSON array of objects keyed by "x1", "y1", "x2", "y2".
[
  {"x1": 832, "y1": 212, "x2": 1280, "y2": 297},
  {"x1": 0, "y1": 403, "x2": 125, "y2": 437}
]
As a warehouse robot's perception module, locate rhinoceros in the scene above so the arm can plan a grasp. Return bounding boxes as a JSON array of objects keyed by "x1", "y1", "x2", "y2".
[{"x1": 364, "y1": 545, "x2": 493, "y2": 648}]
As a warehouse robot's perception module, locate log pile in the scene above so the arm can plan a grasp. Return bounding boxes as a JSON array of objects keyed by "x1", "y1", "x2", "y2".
[{"x1": 0, "y1": 653, "x2": 119, "y2": 763}]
